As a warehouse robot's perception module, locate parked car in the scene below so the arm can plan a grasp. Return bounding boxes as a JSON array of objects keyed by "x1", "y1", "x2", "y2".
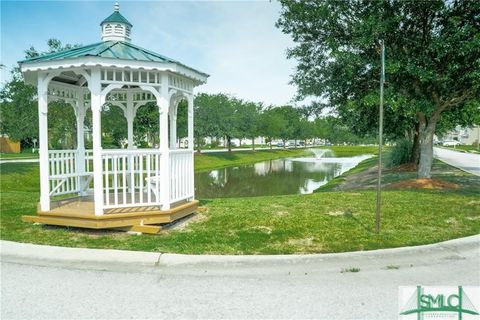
[
  {"x1": 277, "y1": 141, "x2": 290, "y2": 147},
  {"x1": 443, "y1": 140, "x2": 460, "y2": 146}
]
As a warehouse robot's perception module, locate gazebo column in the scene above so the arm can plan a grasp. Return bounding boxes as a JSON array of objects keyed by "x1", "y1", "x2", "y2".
[
  {"x1": 159, "y1": 78, "x2": 171, "y2": 209},
  {"x1": 126, "y1": 92, "x2": 135, "y2": 149},
  {"x1": 140, "y1": 79, "x2": 171, "y2": 210},
  {"x1": 37, "y1": 74, "x2": 50, "y2": 212},
  {"x1": 187, "y1": 94, "x2": 194, "y2": 201},
  {"x1": 169, "y1": 103, "x2": 177, "y2": 149},
  {"x1": 187, "y1": 94, "x2": 194, "y2": 150},
  {"x1": 75, "y1": 91, "x2": 86, "y2": 195},
  {"x1": 89, "y1": 70, "x2": 104, "y2": 216},
  {"x1": 122, "y1": 96, "x2": 135, "y2": 193}
]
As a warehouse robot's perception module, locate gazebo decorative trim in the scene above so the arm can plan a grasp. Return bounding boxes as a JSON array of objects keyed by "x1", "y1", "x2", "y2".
[{"x1": 20, "y1": 3, "x2": 208, "y2": 232}]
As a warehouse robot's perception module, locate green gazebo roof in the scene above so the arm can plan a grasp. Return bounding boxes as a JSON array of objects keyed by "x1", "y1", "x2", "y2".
[
  {"x1": 101, "y1": 11, "x2": 132, "y2": 27},
  {"x1": 18, "y1": 41, "x2": 209, "y2": 77}
]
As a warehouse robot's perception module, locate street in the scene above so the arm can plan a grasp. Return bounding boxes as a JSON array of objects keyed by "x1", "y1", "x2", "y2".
[
  {"x1": 434, "y1": 147, "x2": 480, "y2": 176},
  {"x1": 1, "y1": 236, "x2": 478, "y2": 320}
]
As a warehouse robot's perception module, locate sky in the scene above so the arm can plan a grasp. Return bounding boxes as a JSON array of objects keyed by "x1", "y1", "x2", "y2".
[{"x1": 0, "y1": 0, "x2": 298, "y2": 105}]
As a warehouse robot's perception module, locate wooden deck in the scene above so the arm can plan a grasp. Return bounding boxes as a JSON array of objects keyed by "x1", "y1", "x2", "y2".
[{"x1": 22, "y1": 196, "x2": 199, "y2": 232}]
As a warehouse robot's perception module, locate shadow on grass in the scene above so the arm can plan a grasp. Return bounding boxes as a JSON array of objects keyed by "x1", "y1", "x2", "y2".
[
  {"x1": 344, "y1": 210, "x2": 375, "y2": 234},
  {"x1": 0, "y1": 162, "x2": 39, "y2": 175},
  {"x1": 199, "y1": 199, "x2": 213, "y2": 206}
]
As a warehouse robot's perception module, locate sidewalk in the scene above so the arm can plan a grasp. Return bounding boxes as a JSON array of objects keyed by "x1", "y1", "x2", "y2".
[{"x1": 0, "y1": 158, "x2": 39, "y2": 164}]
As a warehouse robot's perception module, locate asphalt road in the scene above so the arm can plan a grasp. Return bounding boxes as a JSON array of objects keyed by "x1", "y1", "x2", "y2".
[
  {"x1": 434, "y1": 147, "x2": 480, "y2": 176},
  {"x1": 2, "y1": 237, "x2": 479, "y2": 320}
]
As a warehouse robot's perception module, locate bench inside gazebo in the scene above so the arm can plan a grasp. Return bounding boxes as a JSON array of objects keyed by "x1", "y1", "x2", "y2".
[{"x1": 20, "y1": 3, "x2": 208, "y2": 233}]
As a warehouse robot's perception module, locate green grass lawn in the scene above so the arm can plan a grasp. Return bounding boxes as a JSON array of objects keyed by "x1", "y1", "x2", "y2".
[
  {"x1": 441, "y1": 145, "x2": 480, "y2": 153},
  {"x1": 320, "y1": 145, "x2": 379, "y2": 157},
  {"x1": 1, "y1": 146, "x2": 478, "y2": 254},
  {"x1": 0, "y1": 151, "x2": 39, "y2": 159}
]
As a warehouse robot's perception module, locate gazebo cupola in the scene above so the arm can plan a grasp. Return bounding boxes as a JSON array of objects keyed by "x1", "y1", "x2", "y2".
[
  {"x1": 18, "y1": 2, "x2": 209, "y2": 231},
  {"x1": 101, "y1": 2, "x2": 132, "y2": 42}
]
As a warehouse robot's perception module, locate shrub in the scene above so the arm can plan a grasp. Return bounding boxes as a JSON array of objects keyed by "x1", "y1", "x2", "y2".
[
  {"x1": 209, "y1": 140, "x2": 221, "y2": 149},
  {"x1": 387, "y1": 138, "x2": 412, "y2": 168}
]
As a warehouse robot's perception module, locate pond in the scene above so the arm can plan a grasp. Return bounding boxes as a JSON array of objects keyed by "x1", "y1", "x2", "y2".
[{"x1": 195, "y1": 150, "x2": 372, "y2": 198}]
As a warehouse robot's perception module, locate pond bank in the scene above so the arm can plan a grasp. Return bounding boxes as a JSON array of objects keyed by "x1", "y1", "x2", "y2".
[{"x1": 194, "y1": 146, "x2": 378, "y2": 172}]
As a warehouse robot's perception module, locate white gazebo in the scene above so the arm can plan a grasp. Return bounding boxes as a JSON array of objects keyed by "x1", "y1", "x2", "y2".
[{"x1": 20, "y1": 3, "x2": 208, "y2": 232}]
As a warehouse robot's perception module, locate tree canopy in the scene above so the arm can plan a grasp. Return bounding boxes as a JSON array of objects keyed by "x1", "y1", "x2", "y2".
[{"x1": 277, "y1": 0, "x2": 480, "y2": 177}]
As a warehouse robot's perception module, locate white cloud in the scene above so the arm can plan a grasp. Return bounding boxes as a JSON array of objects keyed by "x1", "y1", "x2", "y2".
[{"x1": 134, "y1": 1, "x2": 297, "y2": 106}]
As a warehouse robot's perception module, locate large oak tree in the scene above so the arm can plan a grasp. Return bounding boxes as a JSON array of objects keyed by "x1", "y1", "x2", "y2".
[{"x1": 277, "y1": 0, "x2": 480, "y2": 178}]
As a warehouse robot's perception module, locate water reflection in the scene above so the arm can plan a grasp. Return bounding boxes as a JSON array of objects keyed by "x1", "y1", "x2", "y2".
[{"x1": 195, "y1": 155, "x2": 371, "y2": 198}]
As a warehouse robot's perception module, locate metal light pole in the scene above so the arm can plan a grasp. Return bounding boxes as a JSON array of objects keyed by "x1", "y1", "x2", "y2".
[{"x1": 376, "y1": 40, "x2": 385, "y2": 234}]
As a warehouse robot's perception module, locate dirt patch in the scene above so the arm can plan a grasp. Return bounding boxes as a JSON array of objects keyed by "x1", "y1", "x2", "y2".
[
  {"x1": 337, "y1": 166, "x2": 378, "y2": 191},
  {"x1": 467, "y1": 216, "x2": 480, "y2": 221},
  {"x1": 389, "y1": 163, "x2": 417, "y2": 172},
  {"x1": 251, "y1": 226, "x2": 272, "y2": 234},
  {"x1": 325, "y1": 211, "x2": 345, "y2": 216},
  {"x1": 274, "y1": 210, "x2": 289, "y2": 217},
  {"x1": 270, "y1": 204, "x2": 289, "y2": 217},
  {"x1": 386, "y1": 178, "x2": 459, "y2": 190},
  {"x1": 288, "y1": 237, "x2": 315, "y2": 246},
  {"x1": 43, "y1": 225, "x2": 128, "y2": 239},
  {"x1": 163, "y1": 209, "x2": 209, "y2": 232},
  {"x1": 445, "y1": 217, "x2": 459, "y2": 226}
]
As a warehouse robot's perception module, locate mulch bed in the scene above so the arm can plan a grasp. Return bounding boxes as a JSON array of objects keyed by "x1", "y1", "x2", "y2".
[{"x1": 386, "y1": 178, "x2": 459, "y2": 190}]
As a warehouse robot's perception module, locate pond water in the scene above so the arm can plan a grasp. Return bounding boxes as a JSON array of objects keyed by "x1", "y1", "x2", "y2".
[{"x1": 195, "y1": 150, "x2": 372, "y2": 198}]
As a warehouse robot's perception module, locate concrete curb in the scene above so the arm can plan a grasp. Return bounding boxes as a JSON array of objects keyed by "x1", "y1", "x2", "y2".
[
  {"x1": 0, "y1": 240, "x2": 160, "y2": 268},
  {"x1": 1, "y1": 235, "x2": 478, "y2": 268}
]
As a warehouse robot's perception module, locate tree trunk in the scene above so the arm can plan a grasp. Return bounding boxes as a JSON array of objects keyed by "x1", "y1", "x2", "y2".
[
  {"x1": 227, "y1": 136, "x2": 232, "y2": 152},
  {"x1": 269, "y1": 139, "x2": 272, "y2": 149},
  {"x1": 251, "y1": 137, "x2": 255, "y2": 151},
  {"x1": 294, "y1": 139, "x2": 297, "y2": 149},
  {"x1": 417, "y1": 114, "x2": 438, "y2": 179},
  {"x1": 410, "y1": 122, "x2": 420, "y2": 165},
  {"x1": 283, "y1": 139, "x2": 287, "y2": 149},
  {"x1": 196, "y1": 138, "x2": 202, "y2": 153}
]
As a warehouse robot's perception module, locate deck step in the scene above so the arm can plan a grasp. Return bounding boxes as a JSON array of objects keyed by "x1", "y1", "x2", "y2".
[{"x1": 129, "y1": 224, "x2": 162, "y2": 234}]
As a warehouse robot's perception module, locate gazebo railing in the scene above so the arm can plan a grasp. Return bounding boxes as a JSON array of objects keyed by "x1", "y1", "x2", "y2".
[
  {"x1": 48, "y1": 148, "x2": 194, "y2": 210},
  {"x1": 101, "y1": 149, "x2": 162, "y2": 209},
  {"x1": 48, "y1": 150, "x2": 79, "y2": 196},
  {"x1": 169, "y1": 149, "x2": 194, "y2": 203},
  {"x1": 85, "y1": 150, "x2": 93, "y2": 172}
]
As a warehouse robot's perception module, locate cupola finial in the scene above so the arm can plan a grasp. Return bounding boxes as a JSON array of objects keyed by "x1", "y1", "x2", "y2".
[{"x1": 101, "y1": 2, "x2": 132, "y2": 42}]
